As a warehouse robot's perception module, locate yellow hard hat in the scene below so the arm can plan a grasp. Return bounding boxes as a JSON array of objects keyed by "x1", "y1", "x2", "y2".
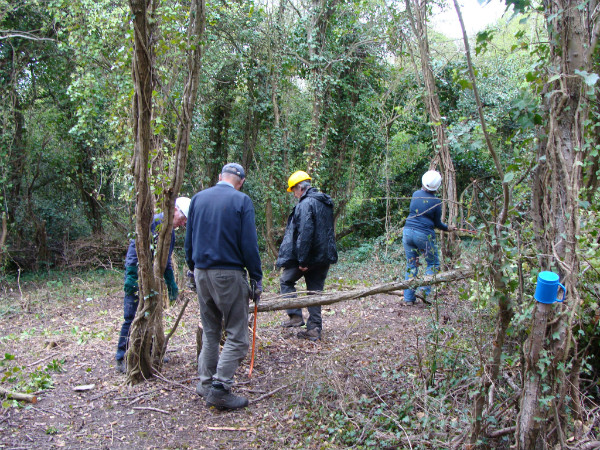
[{"x1": 287, "y1": 170, "x2": 312, "y2": 192}]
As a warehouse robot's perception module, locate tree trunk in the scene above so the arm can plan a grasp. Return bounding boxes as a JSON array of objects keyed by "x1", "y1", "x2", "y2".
[
  {"x1": 305, "y1": 0, "x2": 339, "y2": 171},
  {"x1": 404, "y1": 0, "x2": 458, "y2": 262},
  {"x1": 265, "y1": 72, "x2": 281, "y2": 260},
  {"x1": 518, "y1": 0, "x2": 597, "y2": 447},
  {"x1": 8, "y1": 94, "x2": 26, "y2": 241},
  {"x1": 76, "y1": 167, "x2": 104, "y2": 235},
  {"x1": 205, "y1": 62, "x2": 238, "y2": 185},
  {"x1": 127, "y1": 0, "x2": 160, "y2": 384},
  {"x1": 127, "y1": 0, "x2": 205, "y2": 384},
  {"x1": 0, "y1": 212, "x2": 7, "y2": 267}
]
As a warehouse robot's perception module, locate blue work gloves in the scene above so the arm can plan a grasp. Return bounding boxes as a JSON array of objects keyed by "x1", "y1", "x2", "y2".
[
  {"x1": 163, "y1": 268, "x2": 179, "y2": 303},
  {"x1": 124, "y1": 265, "x2": 139, "y2": 295}
]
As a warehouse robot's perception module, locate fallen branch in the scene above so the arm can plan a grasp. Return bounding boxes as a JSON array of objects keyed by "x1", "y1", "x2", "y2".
[
  {"x1": 257, "y1": 267, "x2": 473, "y2": 312},
  {"x1": 0, "y1": 387, "x2": 37, "y2": 404},
  {"x1": 486, "y1": 426, "x2": 516, "y2": 438}
]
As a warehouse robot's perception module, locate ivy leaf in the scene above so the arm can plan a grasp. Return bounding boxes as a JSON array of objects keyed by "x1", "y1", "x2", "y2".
[
  {"x1": 503, "y1": 172, "x2": 515, "y2": 183},
  {"x1": 505, "y1": 0, "x2": 531, "y2": 14},
  {"x1": 574, "y1": 69, "x2": 599, "y2": 86},
  {"x1": 457, "y1": 79, "x2": 473, "y2": 90}
]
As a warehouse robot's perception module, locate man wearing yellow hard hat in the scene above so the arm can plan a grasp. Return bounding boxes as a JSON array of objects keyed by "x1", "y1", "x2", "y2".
[{"x1": 276, "y1": 170, "x2": 338, "y2": 341}]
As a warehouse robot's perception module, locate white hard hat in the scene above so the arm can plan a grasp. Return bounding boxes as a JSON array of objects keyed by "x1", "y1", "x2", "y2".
[
  {"x1": 422, "y1": 171, "x2": 442, "y2": 192},
  {"x1": 175, "y1": 197, "x2": 191, "y2": 217}
]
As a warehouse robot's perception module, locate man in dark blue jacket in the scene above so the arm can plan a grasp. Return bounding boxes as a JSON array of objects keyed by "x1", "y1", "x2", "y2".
[
  {"x1": 277, "y1": 170, "x2": 338, "y2": 341},
  {"x1": 185, "y1": 163, "x2": 262, "y2": 411},
  {"x1": 402, "y1": 170, "x2": 455, "y2": 305},
  {"x1": 115, "y1": 197, "x2": 190, "y2": 373}
]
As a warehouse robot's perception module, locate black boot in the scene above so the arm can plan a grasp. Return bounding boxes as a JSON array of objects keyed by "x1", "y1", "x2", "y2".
[
  {"x1": 196, "y1": 382, "x2": 210, "y2": 398},
  {"x1": 206, "y1": 383, "x2": 248, "y2": 410},
  {"x1": 297, "y1": 328, "x2": 321, "y2": 341},
  {"x1": 116, "y1": 359, "x2": 126, "y2": 374}
]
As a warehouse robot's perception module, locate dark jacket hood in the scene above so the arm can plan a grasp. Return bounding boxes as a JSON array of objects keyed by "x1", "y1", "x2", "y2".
[{"x1": 303, "y1": 187, "x2": 333, "y2": 208}]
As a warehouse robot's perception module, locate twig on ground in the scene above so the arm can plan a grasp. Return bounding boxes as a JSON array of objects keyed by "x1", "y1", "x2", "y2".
[
  {"x1": 153, "y1": 370, "x2": 196, "y2": 393},
  {"x1": 26, "y1": 353, "x2": 59, "y2": 368},
  {"x1": 207, "y1": 426, "x2": 256, "y2": 432},
  {"x1": 132, "y1": 406, "x2": 170, "y2": 414},
  {"x1": 249, "y1": 383, "x2": 291, "y2": 404}
]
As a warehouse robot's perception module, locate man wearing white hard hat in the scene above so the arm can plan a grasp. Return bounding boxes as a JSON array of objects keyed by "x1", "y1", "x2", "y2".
[
  {"x1": 402, "y1": 171, "x2": 455, "y2": 305},
  {"x1": 114, "y1": 196, "x2": 191, "y2": 373}
]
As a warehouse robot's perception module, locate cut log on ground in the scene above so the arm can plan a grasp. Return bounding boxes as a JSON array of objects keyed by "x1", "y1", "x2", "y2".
[
  {"x1": 0, "y1": 386, "x2": 37, "y2": 403},
  {"x1": 257, "y1": 267, "x2": 473, "y2": 312}
]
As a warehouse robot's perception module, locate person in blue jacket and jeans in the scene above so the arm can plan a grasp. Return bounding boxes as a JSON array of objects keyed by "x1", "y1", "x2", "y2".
[
  {"x1": 115, "y1": 196, "x2": 190, "y2": 373},
  {"x1": 402, "y1": 170, "x2": 455, "y2": 305}
]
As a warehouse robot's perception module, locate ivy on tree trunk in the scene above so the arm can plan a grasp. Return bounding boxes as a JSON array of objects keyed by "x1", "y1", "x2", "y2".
[{"x1": 126, "y1": 0, "x2": 205, "y2": 384}]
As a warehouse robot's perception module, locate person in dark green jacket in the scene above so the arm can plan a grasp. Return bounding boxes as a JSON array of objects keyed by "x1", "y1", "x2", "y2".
[{"x1": 115, "y1": 197, "x2": 190, "y2": 374}]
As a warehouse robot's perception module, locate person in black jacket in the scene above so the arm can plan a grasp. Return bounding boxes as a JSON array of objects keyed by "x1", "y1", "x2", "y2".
[
  {"x1": 185, "y1": 163, "x2": 262, "y2": 410},
  {"x1": 277, "y1": 170, "x2": 338, "y2": 341},
  {"x1": 402, "y1": 170, "x2": 455, "y2": 305}
]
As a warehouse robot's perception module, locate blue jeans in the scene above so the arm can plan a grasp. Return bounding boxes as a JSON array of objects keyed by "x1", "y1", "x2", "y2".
[
  {"x1": 281, "y1": 265, "x2": 329, "y2": 331},
  {"x1": 116, "y1": 292, "x2": 138, "y2": 361},
  {"x1": 402, "y1": 228, "x2": 439, "y2": 303}
]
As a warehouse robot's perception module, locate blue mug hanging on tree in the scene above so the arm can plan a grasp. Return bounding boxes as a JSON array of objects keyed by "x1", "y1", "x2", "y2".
[{"x1": 534, "y1": 271, "x2": 566, "y2": 304}]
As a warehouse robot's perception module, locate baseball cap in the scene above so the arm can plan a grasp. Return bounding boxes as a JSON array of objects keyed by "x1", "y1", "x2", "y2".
[{"x1": 221, "y1": 163, "x2": 246, "y2": 179}]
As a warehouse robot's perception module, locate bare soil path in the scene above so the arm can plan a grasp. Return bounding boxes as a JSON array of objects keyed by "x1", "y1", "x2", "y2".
[{"x1": 0, "y1": 281, "x2": 452, "y2": 450}]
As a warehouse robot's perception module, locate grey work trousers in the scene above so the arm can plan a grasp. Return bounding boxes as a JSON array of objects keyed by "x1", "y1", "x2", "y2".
[{"x1": 195, "y1": 268, "x2": 250, "y2": 390}]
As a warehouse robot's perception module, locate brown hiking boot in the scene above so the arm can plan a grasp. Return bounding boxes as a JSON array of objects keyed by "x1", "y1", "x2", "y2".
[
  {"x1": 282, "y1": 315, "x2": 305, "y2": 328},
  {"x1": 297, "y1": 328, "x2": 321, "y2": 341}
]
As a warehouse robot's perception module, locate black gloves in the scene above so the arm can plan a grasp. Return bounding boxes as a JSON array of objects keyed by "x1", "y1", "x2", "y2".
[
  {"x1": 250, "y1": 279, "x2": 262, "y2": 303},
  {"x1": 186, "y1": 270, "x2": 196, "y2": 292}
]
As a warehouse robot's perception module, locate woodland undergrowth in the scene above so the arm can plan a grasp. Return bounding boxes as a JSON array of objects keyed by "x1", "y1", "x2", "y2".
[{"x1": 0, "y1": 237, "x2": 599, "y2": 449}]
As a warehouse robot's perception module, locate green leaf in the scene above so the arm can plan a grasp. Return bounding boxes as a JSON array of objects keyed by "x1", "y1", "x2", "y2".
[
  {"x1": 525, "y1": 72, "x2": 538, "y2": 82},
  {"x1": 457, "y1": 79, "x2": 473, "y2": 90},
  {"x1": 548, "y1": 74, "x2": 560, "y2": 83},
  {"x1": 574, "y1": 69, "x2": 599, "y2": 86},
  {"x1": 503, "y1": 172, "x2": 515, "y2": 183}
]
